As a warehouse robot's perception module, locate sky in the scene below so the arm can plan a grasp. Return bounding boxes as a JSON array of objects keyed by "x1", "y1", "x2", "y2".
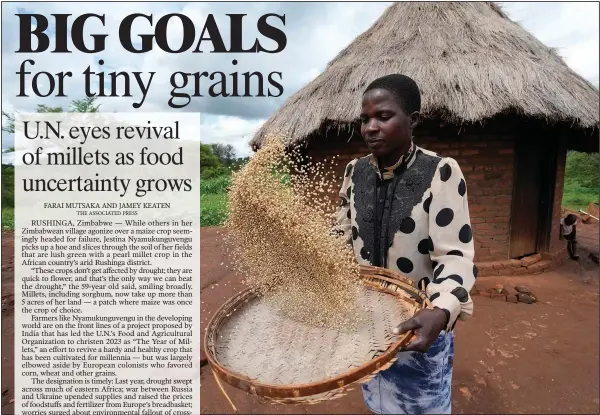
[{"x1": 1, "y1": 1, "x2": 599, "y2": 164}]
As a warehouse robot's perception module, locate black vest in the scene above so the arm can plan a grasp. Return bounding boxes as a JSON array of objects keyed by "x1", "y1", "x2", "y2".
[{"x1": 352, "y1": 149, "x2": 441, "y2": 267}]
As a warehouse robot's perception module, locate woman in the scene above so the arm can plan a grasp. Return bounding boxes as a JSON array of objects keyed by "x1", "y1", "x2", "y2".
[{"x1": 334, "y1": 74, "x2": 477, "y2": 414}]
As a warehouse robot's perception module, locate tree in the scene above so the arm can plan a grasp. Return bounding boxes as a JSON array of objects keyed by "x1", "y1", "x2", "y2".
[
  {"x1": 2, "y1": 104, "x2": 62, "y2": 134},
  {"x1": 200, "y1": 143, "x2": 228, "y2": 178},
  {"x1": 200, "y1": 144, "x2": 221, "y2": 171},
  {"x1": 69, "y1": 97, "x2": 100, "y2": 113},
  {"x1": 209, "y1": 143, "x2": 236, "y2": 166}
]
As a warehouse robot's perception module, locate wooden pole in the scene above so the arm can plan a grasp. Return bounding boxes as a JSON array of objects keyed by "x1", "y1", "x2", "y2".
[{"x1": 578, "y1": 209, "x2": 599, "y2": 221}]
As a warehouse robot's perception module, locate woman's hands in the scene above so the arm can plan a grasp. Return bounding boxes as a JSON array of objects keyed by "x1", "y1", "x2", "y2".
[{"x1": 393, "y1": 307, "x2": 449, "y2": 352}]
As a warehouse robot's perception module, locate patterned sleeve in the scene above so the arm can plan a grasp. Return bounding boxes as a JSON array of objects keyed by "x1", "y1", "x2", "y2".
[
  {"x1": 332, "y1": 160, "x2": 355, "y2": 245},
  {"x1": 426, "y1": 157, "x2": 476, "y2": 332}
]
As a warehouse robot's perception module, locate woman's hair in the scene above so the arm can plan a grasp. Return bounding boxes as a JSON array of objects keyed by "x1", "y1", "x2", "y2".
[
  {"x1": 565, "y1": 214, "x2": 577, "y2": 226},
  {"x1": 363, "y1": 74, "x2": 421, "y2": 114}
]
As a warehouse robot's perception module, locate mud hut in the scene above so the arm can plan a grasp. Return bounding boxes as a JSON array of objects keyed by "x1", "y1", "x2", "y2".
[{"x1": 250, "y1": 2, "x2": 599, "y2": 265}]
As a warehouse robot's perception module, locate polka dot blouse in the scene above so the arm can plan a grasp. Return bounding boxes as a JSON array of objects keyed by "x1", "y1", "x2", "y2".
[{"x1": 335, "y1": 144, "x2": 476, "y2": 332}]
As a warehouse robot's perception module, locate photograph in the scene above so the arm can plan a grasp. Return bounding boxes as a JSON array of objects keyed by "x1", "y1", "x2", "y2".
[{"x1": 1, "y1": 1, "x2": 599, "y2": 414}]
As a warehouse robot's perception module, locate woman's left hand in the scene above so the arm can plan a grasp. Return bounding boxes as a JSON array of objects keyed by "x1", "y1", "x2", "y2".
[{"x1": 393, "y1": 307, "x2": 449, "y2": 352}]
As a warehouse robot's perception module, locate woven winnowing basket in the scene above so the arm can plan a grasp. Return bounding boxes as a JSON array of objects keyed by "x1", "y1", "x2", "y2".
[{"x1": 204, "y1": 264, "x2": 431, "y2": 407}]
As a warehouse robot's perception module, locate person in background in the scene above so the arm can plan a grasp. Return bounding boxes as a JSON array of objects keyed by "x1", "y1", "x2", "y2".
[
  {"x1": 560, "y1": 213, "x2": 579, "y2": 260},
  {"x1": 334, "y1": 74, "x2": 477, "y2": 414}
]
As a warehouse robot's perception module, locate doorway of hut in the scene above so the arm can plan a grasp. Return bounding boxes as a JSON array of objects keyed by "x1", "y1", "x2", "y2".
[{"x1": 509, "y1": 132, "x2": 558, "y2": 259}]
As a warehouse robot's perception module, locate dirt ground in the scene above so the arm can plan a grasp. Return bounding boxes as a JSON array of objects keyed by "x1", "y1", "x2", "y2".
[{"x1": 2, "y1": 223, "x2": 599, "y2": 414}]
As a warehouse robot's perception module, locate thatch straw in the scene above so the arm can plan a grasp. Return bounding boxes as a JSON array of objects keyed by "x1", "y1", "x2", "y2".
[{"x1": 251, "y1": 2, "x2": 599, "y2": 149}]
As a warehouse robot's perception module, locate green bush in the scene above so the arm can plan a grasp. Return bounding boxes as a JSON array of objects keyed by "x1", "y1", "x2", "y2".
[
  {"x1": 201, "y1": 175, "x2": 232, "y2": 194},
  {"x1": 565, "y1": 151, "x2": 599, "y2": 189},
  {"x1": 2, "y1": 165, "x2": 14, "y2": 209},
  {"x1": 200, "y1": 143, "x2": 222, "y2": 171},
  {"x1": 562, "y1": 178, "x2": 599, "y2": 211},
  {"x1": 2, "y1": 207, "x2": 14, "y2": 230},
  {"x1": 562, "y1": 151, "x2": 599, "y2": 211},
  {"x1": 200, "y1": 174, "x2": 232, "y2": 226},
  {"x1": 201, "y1": 194, "x2": 228, "y2": 227},
  {"x1": 201, "y1": 166, "x2": 230, "y2": 180}
]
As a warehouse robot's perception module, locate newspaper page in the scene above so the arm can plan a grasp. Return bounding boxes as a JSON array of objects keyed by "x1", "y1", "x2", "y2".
[{"x1": 13, "y1": 112, "x2": 201, "y2": 414}]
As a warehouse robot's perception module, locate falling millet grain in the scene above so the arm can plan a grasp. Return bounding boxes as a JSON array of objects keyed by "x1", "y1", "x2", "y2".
[{"x1": 223, "y1": 134, "x2": 365, "y2": 330}]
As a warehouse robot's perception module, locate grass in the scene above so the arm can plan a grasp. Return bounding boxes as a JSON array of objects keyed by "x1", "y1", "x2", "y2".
[
  {"x1": 200, "y1": 174, "x2": 231, "y2": 195},
  {"x1": 200, "y1": 174, "x2": 231, "y2": 227},
  {"x1": 201, "y1": 193, "x2": 228, "y2": 227}
]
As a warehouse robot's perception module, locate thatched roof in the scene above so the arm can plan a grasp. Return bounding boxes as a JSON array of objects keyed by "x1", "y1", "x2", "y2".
[{"x1": 250, "y1": 2, "x2": 599, "y2": 149}]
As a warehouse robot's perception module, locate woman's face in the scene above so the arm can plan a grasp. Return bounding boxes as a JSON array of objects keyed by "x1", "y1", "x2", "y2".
[{"x1": 360, "y1": 88, "x2": 417, "y2": 161}]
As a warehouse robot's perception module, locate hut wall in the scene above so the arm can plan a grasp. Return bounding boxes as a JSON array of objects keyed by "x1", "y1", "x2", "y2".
[
  {"x1": 307, "y1": 129, "x2": 516, "y2": 263},
  {"x1": 549, "y1": 139, "x2": 568, "y2": 253},
  {"x1": 306, "y1": 133, "x2": 369, "y2": 199}
]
